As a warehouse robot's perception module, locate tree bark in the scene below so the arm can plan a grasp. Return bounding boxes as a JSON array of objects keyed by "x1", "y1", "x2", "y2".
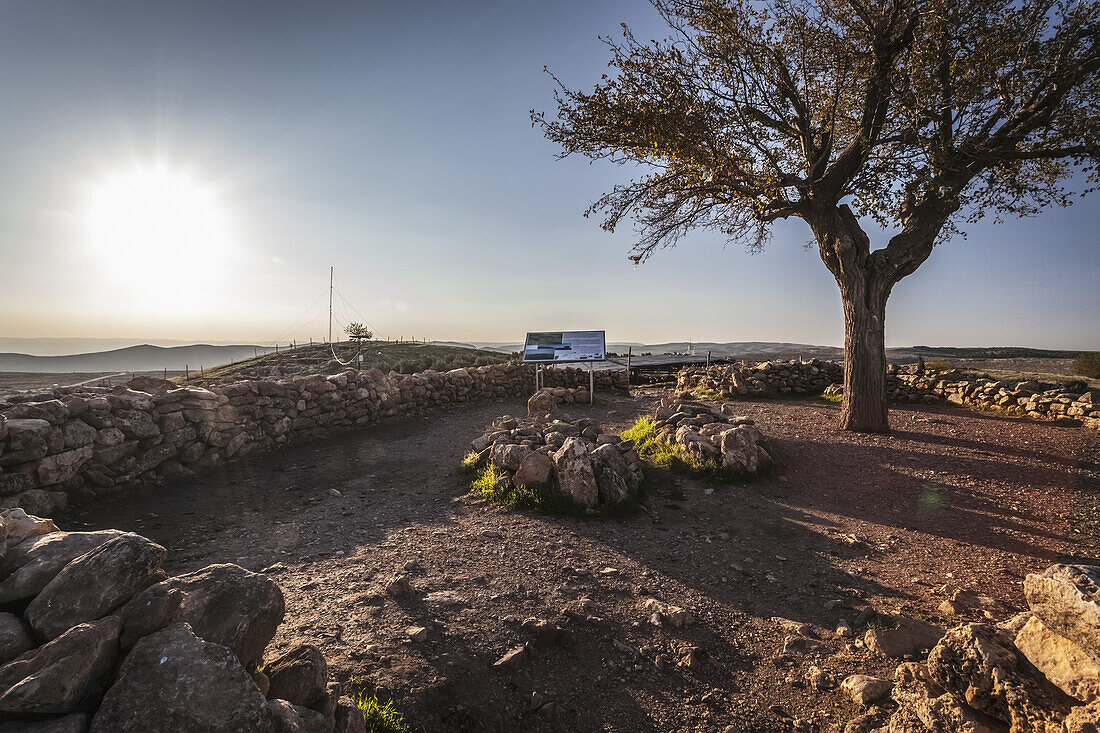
[{"x1": 839, "y1": 284, "x2": 890, "y2": 432}]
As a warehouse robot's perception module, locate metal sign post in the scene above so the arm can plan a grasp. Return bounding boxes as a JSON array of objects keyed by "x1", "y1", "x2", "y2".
[{"x1": 588, "y1": 362, "x2": 594, "y2": 405}]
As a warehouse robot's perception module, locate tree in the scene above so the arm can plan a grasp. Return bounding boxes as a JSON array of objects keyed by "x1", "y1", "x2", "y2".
[
  {"x1": 534, "y1": 0, "x2": 1099, "y2": 431},
  {"x1": 345, "y1": 322, "x2": 374, "y2": 342}
]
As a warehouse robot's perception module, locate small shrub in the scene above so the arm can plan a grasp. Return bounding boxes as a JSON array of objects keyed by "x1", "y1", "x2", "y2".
[
  {"x1": 820, "y1": 393, "x2": 843, "y2": 403},
  {"x1": 1064, "y1": 378, "x2": 1089, "y2": 393},
  {"x1": 924, "y1": 358, "x2": 956, "y2": 371},
  {"x1": 355, "y1": 693, "x2": 410, "y2": 733},
  {"x1": 1073, "y1": 352, "x2": 1099, "y2": 379}
]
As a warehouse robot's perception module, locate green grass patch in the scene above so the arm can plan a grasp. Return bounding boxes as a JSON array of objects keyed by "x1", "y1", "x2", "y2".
[
  {"x1": 620, "y1": 417, "x2": 740, "y2": 483},
  {"x1": 355, "y1": 693, "x2": 410, "y2": 733},
  {"x1": 819, "y1": 392, "x2": 843, "y2": 403},
  {"x1": 466, "y1": 464, "x2": 583, "y2": 516}
]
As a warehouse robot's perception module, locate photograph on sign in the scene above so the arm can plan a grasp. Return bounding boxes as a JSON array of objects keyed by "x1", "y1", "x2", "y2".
[{"x1": 522, "y1": 330, "x2": 606, "y2": 363}]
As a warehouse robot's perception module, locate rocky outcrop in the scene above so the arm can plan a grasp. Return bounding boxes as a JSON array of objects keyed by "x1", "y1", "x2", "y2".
[
  {"x1": 0, "y1": 363, "x2": 629, "y2": 515},
  {"x1": 468, "y1": 415, "x2": 643, "y2": 509},
  {"x1": 877, "y1": 563, "x2": 1100, "y2": 731},
  {"x1": 0, "y1": 508, "x2": 363, "y2": 732}
]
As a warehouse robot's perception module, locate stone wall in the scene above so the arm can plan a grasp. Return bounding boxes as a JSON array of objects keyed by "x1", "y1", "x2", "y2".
[
  {"x1": 676, "y1": 360, "x2": 1100, "y2": 430},
  {"x1": 0, "y1": 363, "x2": 628, "y2": 515}
]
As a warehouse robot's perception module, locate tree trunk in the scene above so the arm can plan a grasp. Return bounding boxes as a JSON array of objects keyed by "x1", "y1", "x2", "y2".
[{"x1": 839, "y1": 285, "x2": 890, "y2": 432}]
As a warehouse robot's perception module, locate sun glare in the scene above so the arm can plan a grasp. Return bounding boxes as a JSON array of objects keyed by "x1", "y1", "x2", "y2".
[{"x1": 82, "y1": 163, "x2": 237, "y2": 309}]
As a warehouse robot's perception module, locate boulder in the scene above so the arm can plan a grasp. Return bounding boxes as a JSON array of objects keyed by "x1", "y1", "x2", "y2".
[
  {"x1": 265, "y1": 644, "x2": 328, "y2": 707},
  {"x1": 90, "y1": 623, "x2": 273, "y2": 733},
  {"x1": 0, "y1": 509, "x2": 57, "y2": 554},
  {"x1": 26, "y1": 534, "x2": 167, "y2": 641},
  {"x1": 526, "y1": 391, "x2": 557, "y2": 422},
  {"x1": 334, "y1": 696, "x2": 368, "y2": 733},
  {"x1": 1025, "y1": 564, "x2": 1100, "y2": 664},
  {"x1": 117, "y1": 563, "x2": 284, "y2": 667},
  {"x1": 589, "y1": 443, "x2": 631, "y2": 505},
  {"x1": 1064, "y1": 699, "x2": 1100, "y2": 733},
  {"x1": 512, "y1": 452, "x2": 552, "y2": 488},
  {"x1": 888, "y1": 671, "x2": 1005, "y2": 733},
  {"x1": 551, "y1": 438, "x2": 598, "y2": 508},
  {"x1": 489, "y1": 443, "x2": 531, "y2": 473},
  {"x1": 0, "y1": 713, "x2": 90, "y2": 732},
  {"x1": 865, "y1": 617, "x2": 946, "y2": 659},
  {"x1": 1014, "y1": 615, "x2": 1100, "y2": 703},
  {"x1": 841, "y1": 674, "x2": 893, "y2": 706},
  {"x1": 264, "y1": 699, "x2": 331, "y2": 733},
  {"x1": 0, "y1": 613, "x2": 34, "y2": 666},
  {"x1": 0, "y1": 616, "x2": 120, "y2": 715},
  {"x1": 927, "y1": 623, "x2": 1073, "y2": 730},
  {"x1": 0, "y1": 530, "x2": 124, "y2": 604}
]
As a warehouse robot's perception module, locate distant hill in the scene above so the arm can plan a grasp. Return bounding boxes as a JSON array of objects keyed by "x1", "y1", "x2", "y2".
[{"x1": 0, "y1": 344, "x2": 273, "y2": 373}]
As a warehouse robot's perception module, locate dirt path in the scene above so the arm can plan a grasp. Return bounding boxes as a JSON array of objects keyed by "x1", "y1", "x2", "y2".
[{"x1": 56, "y1": 390, "x2": 1100, "y2": 732}]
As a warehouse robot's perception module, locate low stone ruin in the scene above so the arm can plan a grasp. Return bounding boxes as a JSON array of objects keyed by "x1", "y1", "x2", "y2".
[
  {"x1": 0, "y1": 507, "x2": 365, "y2": 733},
  {"x1": 469, "y1": 416, "x2": 643, "y2": 509},
  {"x1": 843, "y1": 563, "x2": 1100, "y2": 732},
  {"x1": 652, "y1": 396, "x2": 773, "y2": 476},
  {"x1": 677, "y1": 360, "x2": 1100, "y2": 430}
]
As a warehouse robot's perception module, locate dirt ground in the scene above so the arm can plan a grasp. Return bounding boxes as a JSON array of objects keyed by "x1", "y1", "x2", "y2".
[{"x1": 55, "y1": 388, "x2": 1100, "y2": 732}]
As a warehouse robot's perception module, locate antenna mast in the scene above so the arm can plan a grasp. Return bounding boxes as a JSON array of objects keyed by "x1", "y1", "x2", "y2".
[{"x1": 328, "y1": 266, "x2": 333, "y2": 344}]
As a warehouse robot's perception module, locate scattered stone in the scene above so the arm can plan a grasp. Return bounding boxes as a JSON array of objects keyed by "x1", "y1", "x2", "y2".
[
  {"x1": 26, "y1": 533, "x2": 167, "y2": 641},
  {"x1": 265, "y1": 698, "x2": 330, "y2": 733},
  {"x1": 864, "y1": 616, "x2": 945, "y2": 659},
  {"x1": 512, "y1": 452, "x2": 552, "y2": 488},
  {"x1": 1025, "y1": 564, "x2": 1100, "y2": 665},
  {"x1": 116, "y1": 563, "x2": 285, "y2": 667},
  {"x1": 840, "y1": 674, "x2": 893, "y2": 706},
  {"x1": 0, "y1": 616, "x2": 120, "y2": 715},
  {"x1": 493, "y1": 644, "x2": 528, "y2": 670},
  {"x1": 0, "y1": 529, "x2": 124, "y2": 604},
  {"x1": 406, "y1": 626, "x2": 429, "y2": 642},
  {"x1": 1014, "y1": 615, "x2": 1100, "y2": 703},
  {"x1": 265, "y1": 644, "x2": 329, "y2": 708},
  {"x1": 384, "y1": 574, "x2": 414, "y2": 599},
  {"x1": 90, "y1": 622, "x2": 272, "y2": 733},
  {"x1": 0, "y1": 508, "x2": 57, "y2": 553}
]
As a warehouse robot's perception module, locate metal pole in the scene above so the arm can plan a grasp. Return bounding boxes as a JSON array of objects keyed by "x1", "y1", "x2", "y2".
[
  {"x1": 589, "y1": 363, "x2": 594, "y2": 405},
  {"x1": 626, "y1": 347, "x2": 632, "y2": 386},
  {"x1": 707, "y1": 350, "x2": 711, "y2": 368},
  {"x1": 328, "y1": 266, "x2": 333, "y2": 346}
]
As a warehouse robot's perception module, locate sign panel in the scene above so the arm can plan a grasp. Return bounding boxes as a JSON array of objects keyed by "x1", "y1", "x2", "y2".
[{"x1": 522, "y1": 330, "x2": 606, "y2": 363}]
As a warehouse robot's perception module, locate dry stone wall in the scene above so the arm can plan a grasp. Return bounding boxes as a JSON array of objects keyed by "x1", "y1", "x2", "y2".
[
  {"x1": 0, "y1": 364, "x2": 628, "y2": 516},
  {"x1": 677, "y1": 360, "x2": 1100, "y2": 430}
]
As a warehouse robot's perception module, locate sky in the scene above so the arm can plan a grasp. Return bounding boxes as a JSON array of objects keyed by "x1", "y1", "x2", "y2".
[{"x1": 0, "y1": 0, "x2": 1097, "y2": 353}]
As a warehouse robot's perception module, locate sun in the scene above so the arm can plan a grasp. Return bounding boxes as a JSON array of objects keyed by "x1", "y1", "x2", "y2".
[
  {"x1": 85, "y1": 163, "x2": 234, "y2": 265},
  {"x1": 81, "y1": 162, "x2": 239, "y2": 310}
]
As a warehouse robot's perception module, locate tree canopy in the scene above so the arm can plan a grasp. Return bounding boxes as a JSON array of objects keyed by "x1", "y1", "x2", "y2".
[{"x1": 534, "y1": 0, "x2": 1099, "y2": 283}]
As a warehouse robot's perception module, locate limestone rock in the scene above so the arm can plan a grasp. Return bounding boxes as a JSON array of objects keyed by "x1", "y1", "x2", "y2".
[
  {"x1": 589, "y1": 443, "x2": 631, "y2": 505},
  {"x1": 0, "y1": 613, "x2": 34, "y2": 666},
  {"x1": 551, "y1": 438, "x2": 598, "y2": 508},
  {"x1": 888, "y1": 671, "x2": 1005, "y2": 733},
  {"x1": 865, "y1": 617, "x2": 946, "y2": 659},
  {"x1": 927, "y1": 623, "x2": 1072, "y2": 730},
  {"x1": 841, "y1": 674, "x2": 893, "y2": 706},
  {"x1": 265, "y1": 644, "x2": 328, "y2": 707},
  {"x1": 1025, "y1": 564, "x2": 1100, "y2": 664},
  {"x1": 0, "y1": 616, "x2": 120, "y2": 715},
  {"x1": 1014, "y1": 615, "x2": 1100, "y2": 703},
  {"x1": 90, "y1": 622, "x2": 272, "y2": 733},
  {"x1": 26, "y1": 533, "x2": 167, "y2": 641},
  {"x1": 1064, "y1": 699, "x2": 1100, "y2": 733},
  {"x1": 489, "y1": 443, "x2": 531, "y2": 473},
  {"x1": 334, "y1": 696, "x2": 368, "y2": 733},
  {"x1": 0, "y1": 509, "x2": 57, "y2": 554},
  {"x1": 526, "y1": 391, "x2": 557, "y2": 421},
  {"x1": 512, "y1": 452, "x2": 552, "y2": 488},
  {"x1": 117, "y1": 563, "x2": 284, "y2": 667},
  {"x1": 0, "y1": 530, "x2": 124, "y2": 604},
  {"x1": 265, "y1": 698, "x2": 331, "y2": 733}
]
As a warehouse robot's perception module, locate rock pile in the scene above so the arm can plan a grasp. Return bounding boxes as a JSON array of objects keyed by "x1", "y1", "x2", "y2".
[
  {"x1": 0, "y1": 363, "x2": 630, "y2": 517},
  {"x1": 0, "y1": 506, "x2": 364, "y2": 733},
  {"x1": 468, "y1": 416, "x2": 643, "y2": 508},
  {"x1": 677, "y1": 361, "x2": 1100, "y2": 430},
  {"x1": 652, "y1": 396, "x2": 773, "y2": 476},
  {"x1": 845, "y1": 563, "x2": 1100, "y2": 732}
]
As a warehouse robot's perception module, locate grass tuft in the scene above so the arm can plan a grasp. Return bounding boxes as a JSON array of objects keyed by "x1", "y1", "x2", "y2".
[
  {"x1": 355, "y1": 693, "x2": 410, "y2": 733},
  {"x1": 466, "y1": 464, "x2": 583, "y2": 515},
  {"x1": 620, "y1": 417, "x2": 740, "y2": 483}
]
